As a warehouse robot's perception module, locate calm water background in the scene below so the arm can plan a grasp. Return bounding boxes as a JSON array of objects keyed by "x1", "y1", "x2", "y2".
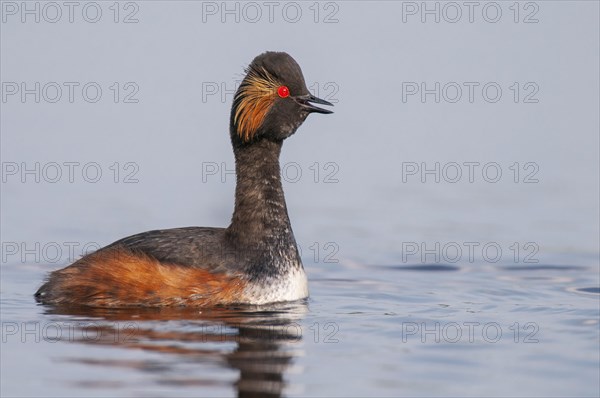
[{"x1": 1, "y1": 1, "x2": 599, "y2": 397}]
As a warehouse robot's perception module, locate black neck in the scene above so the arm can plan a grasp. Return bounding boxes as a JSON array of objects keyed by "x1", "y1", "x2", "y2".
[{"x1": 227, "y1": 139, "x2": 296, "y2": 251}]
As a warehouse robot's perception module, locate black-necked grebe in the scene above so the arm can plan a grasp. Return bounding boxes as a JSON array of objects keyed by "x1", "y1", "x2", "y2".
[{"x1": 35, "y1": 51, "x2": 333, "y2": 307}]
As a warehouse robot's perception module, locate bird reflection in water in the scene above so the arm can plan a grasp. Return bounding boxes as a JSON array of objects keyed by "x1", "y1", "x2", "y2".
[{"x1": 41, "y1": 301, "x2": 308, "y2": 397}]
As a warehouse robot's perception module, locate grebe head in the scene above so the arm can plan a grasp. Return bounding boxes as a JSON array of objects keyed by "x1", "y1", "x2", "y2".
[{"x1": 230, "y1": 51, "x2": 333, "y2": 146}]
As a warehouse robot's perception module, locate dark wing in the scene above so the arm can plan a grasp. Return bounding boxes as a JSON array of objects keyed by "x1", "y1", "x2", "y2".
[{"x1": 103, "y1": 227, "x2": 236, "y2": 273}]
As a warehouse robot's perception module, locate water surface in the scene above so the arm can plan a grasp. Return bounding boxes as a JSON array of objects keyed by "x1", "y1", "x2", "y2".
[{"x1": 1, "y1": 254, "x2": 599, "y2": 397}]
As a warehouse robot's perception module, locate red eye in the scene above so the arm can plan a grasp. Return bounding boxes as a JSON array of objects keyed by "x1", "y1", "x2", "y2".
[{"x1": 277, "y1": 85, "x2": 290, "y2": 98}]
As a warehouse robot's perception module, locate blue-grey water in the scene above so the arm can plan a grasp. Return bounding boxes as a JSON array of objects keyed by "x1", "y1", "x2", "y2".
[{"x1": 1, "y1": 1, "x2": 599, "y2": 397}]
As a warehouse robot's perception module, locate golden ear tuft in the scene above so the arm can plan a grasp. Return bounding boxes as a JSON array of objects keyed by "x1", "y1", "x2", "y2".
[{"x1": 233, "y1": 66, "x2": 281, "y2": 142}]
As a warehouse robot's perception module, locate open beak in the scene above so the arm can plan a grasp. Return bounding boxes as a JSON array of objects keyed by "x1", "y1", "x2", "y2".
[{"x1": 296, "y1": 94, "x2": 334, "y2": 114}]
